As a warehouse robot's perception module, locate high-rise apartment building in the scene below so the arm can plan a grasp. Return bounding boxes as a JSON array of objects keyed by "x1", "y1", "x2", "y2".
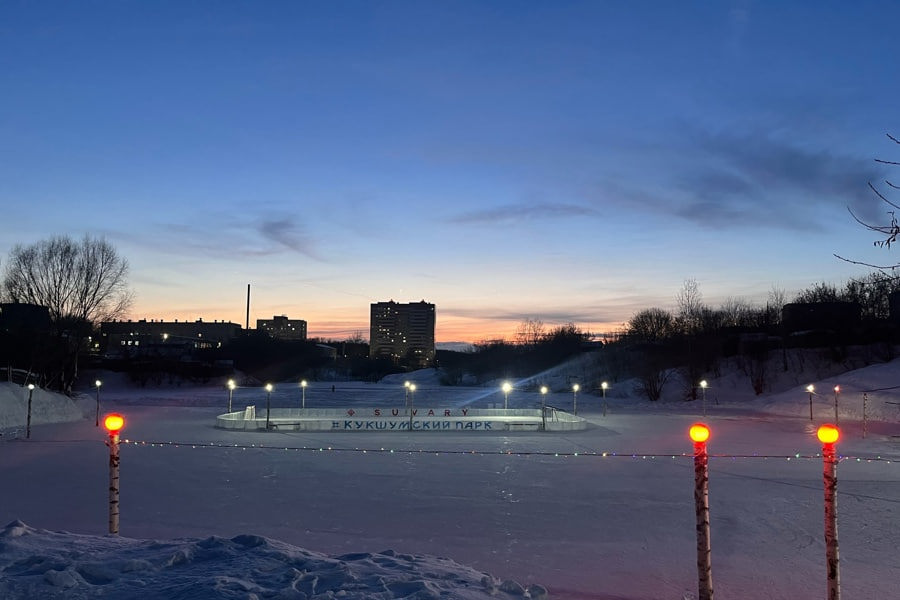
[{"x1": 369, "y1": 300, "x2": 435, "y2": 367}]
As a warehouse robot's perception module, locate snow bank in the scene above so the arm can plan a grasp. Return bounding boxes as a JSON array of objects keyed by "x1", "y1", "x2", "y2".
[
  {"x1": 0, "y1": 521, "x2": 547, "y2": 600},
  {"x1": 0, "y1": 383, "x2": 84, "y2": 431}
]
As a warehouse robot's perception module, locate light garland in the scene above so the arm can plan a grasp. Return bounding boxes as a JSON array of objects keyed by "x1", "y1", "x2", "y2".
[{"x1": 116, "y1": 439, "x2": 897, "y2": 464}]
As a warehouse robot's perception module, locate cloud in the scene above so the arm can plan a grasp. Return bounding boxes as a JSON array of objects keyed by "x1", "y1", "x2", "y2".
[
  {"x1": 449, "y1": 202, "x2": 598, "y2": 226},
  {"x1": 440, "y1": 305, "x2": 618, "y2": 326},
  {"x1": 602, "y1": 130, "x2": 887, "y2": 231},
  {"x1": 258, "y1": 218, "x2": 320, "y2": 259},
  {"x1": 122, "y1": 215, "x2": 325, "y2": 262}
]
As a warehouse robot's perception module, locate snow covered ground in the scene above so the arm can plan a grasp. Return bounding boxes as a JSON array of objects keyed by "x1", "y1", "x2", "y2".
[{"x1": 1, "y1": 357, "x2": 900, "y2": 599}]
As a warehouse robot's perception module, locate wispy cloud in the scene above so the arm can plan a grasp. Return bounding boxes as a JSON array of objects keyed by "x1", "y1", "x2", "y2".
[
  {"x1": 449, "y1": 202, "x2": 598, "y2": 226},
  {"x1": 600, "y1": 130, "x2": 886, "y2": 231},
  {"x1": 258, "y1": 218, "x2": 320, "y2": 259}
]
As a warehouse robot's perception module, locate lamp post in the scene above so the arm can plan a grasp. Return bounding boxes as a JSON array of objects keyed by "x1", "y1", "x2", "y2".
[
  {"x1": 408, "y1": 383, "x2": 416, "y2": 430},
  {"x1": 700, "y1": 380, "x2": 708, "y2": 417},
  {"x1": 103, "y1": 413, "x2": 125, "y2": 535},
  {"x1": 817, "y1": 424, "x2": 841, "y2": 600},
  {"x1": 94, "y1": 379, "x2": 102, "y2": 427},
  {"x1": 300, "y1": 380, "x2": 307, "y2": 409},
  {"x1": 227, "y1": 379, "x2": 236, "y2": 413},
  {"x1": 404, "y1": 381, "x2": 411, "y2": 412},
  {"x1": 265, "y1": 383, "x2": 273, "y2": 429},
  {"x1": 690, "y1": 423, "x2": 714, "y2": 600},
  {"x1": 502, "y1": 381, "x2": 512, "y2": 410},
  {"x1": 807, "y1": 384, "x2": 815, "y2": 421},
  {"x1": 540, "y1": 385, "x2": 548, "y2": 431},
  {"x1": 572, "y1": 383, "x2": 580, "y2": 415},
  {"x1": 601, "y1": 381, "x2": 609, "y2": 417},
  {"x1": 26, "y1": 384, "x2": 35, "y2": 439},
  {"x1": 833, "y1": 385, "x2": 840, "y2": 424}
]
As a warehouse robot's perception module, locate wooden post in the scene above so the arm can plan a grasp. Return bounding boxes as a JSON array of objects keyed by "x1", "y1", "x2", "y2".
[
  {"x1": 694, "y1": 440, "x2": 714, "y2": 600},
  {"x1": 108, "y1": 430, "x2": 120, "y2": 535},
  {"x1": 103, "y1": 414, "x2": 125, "y2": 535},
  {"x1": 690, "y1": 424, "x2": 714, "y2": 600},
  {"x1": 818, "y1": 425, "x2": 841, "y2": 600}
]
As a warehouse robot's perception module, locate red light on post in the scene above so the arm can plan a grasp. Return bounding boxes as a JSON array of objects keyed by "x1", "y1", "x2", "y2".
[
  {"x1": 817, "y1": 424, "x2": 840, "y2": 446},
  {"x1": 104, "y1": 414, "x2": 125, "y2": 434},
  {"x1": 689, "y1": 423, "x2": 710, "y2": 444}
]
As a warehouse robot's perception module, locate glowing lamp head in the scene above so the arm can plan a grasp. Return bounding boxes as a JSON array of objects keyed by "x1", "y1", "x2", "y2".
[
  {"x1": 265, "y1": 383, "x2": 273, "y2": 393},
  {"x1": 301, "y1": 380, "x2": 307, "y2": 388},
  {"x1": 817, "y1": 424, "x2": 840, "y2": 445},
  {"x1": 104, "y1": 413, "x2": 125, "y2": 434},
  {"x1": 409, "y1": 383, "x2": 416, "y2": 392},
  {"x1": 502, "y1": 382, "x2": 512, "y2": 393},
  {"x1": 601, "y1": 381, "x2": 608, "y2": 390},
  {"x1": 573, "y1": 383, "x2": 580, "y2": 392},
  {"x1": 700, "y1": 380, "x2": 707, "y2": 389},
  {"x1": 689, "y1": 423, "x2": 710, "y2": 444},
  {"x1": 28, "y1": 383, "x2": 35, "y2": 390},
  {"x1": 540, "y1": 385, "x2": 548, "y2": 394},
  {"x1": 834, "y1": 385, "x2": 840, "y2": 393},
  {"x1": 95, "y1": 380, "x2": 102, "y2": 388},
  {"x1": 404, "y1": 381, "x2": 411, "y2": 388},
  {"x1": 806, "y1": 384, "x2": 814, "y2": 393},
  {"x1": 227, "y1": 379, "x2": 236, "y2": 390}
]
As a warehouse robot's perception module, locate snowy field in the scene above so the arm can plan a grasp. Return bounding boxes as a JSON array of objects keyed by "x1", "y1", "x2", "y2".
[{"x1": 2, "y1": 360, "x2": 900, "y2": 599}]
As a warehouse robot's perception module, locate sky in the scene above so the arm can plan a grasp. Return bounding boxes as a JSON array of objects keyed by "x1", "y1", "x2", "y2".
[{"x1": 2, "y1": 1, "x2": 900, "y2": 343}]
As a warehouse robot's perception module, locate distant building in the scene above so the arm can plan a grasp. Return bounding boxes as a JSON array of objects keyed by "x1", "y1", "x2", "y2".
[
  {"x1": 256, "y1": 315, "x2": 308, "y2": 340},
  {"x1": 369, "y1": 300, "x2": 436, "y2": 367},
  {"x1": 99, "y1": 319, "x2": 242, "y2": 356},
  {"x1": 781, "y1": 302, "x2": 860, "y2": 333}
]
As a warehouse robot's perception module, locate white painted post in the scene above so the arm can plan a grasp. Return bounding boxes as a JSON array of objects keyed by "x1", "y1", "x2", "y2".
[
  {"x1": 108, "y1": 430, "x2": 120, "y2": 534},
  {"x1": 690, "y1": 424, "x2": 714, "y2": 600},
  {"x1": 818, "y1": 425, "x2": 841, "y2": 600},
  {"x1": 103, "y1": 414, "x2": 125, "y2": 536}
]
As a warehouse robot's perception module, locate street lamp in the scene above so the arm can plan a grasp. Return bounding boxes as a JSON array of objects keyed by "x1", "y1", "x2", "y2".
[
  {"x1": 817, "y1": 424, "x2": 842, "y2": 599},
  {"x1": 408, "y1": 383, "x2": 417, "y2": 430},
  {"x1": 806, "y1": 384, "x2": 815, "y2": 421},
  {"x1": 502, "y1": 381, "x2": 512, "y2": 410},
  {"x1": 404, "y1": 381, "x2": 411, "y2": 411},
  {"x1": 265, "y1": 383, "x2": 273, "y2": 429},
  {"x1": 94, "y1": 379, "x2": 102, "y2": 427},
  {"x1": 227, "y1": 379, "x2": 236, "y2": 413},
  {"x1": 700, "y1": 380, "x2": 708, "y2": 417},
  {"x1": 540, "y1": 385, "x2": 548, "y2": 431},
  {"x1": 26, "y1": 384, "x2": 35, "y2": 439},
  {"x1": 833, "y1": 385, "x2": 840, "y2": 424},
  {"x1": 601, "y1": 381, "x2": 609, "y2": 417},
  {"x1": 572, "y1": 383, "x2": 580, "y2": 415},
  {"x1": 300, "y1": 379, "x2": 308, "y2": 409}
]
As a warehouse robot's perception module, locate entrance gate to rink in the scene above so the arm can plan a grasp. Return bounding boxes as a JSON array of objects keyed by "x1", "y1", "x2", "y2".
[{"x1": 215, "y1": 406, "x2": 588, "y2": 432}]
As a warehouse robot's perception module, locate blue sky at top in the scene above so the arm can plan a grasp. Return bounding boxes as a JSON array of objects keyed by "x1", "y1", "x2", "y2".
[{"x1": 2, "y1": 1, "x2": 899, "y2": 341}]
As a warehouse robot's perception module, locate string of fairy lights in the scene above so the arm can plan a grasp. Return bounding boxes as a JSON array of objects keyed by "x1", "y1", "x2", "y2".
[{"x1": 114, "y1": 438, "x2": 898, "y2": 464}]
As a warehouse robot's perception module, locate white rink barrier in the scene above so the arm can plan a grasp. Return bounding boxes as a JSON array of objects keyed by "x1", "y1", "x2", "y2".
[{"x1": 216, "y1": 406, "x2": 588, "y2": 432}]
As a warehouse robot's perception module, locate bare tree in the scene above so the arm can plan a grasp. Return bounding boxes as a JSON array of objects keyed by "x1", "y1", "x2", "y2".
[
  {"x1": 719, "y1": 297, "x2": 755, "y2": 328},
  {"x1": 627, "y1": 308, "x2": 676, "y2": 342},
  {"x1": 3, "y1": 235, "x2": 132, "y2": 324},
  {"x1": 836, "y1": 133, "x2": 900, "y2": 268},
  {"x1": 675, "y1": 278, "x2": 704, "y2": 335},
  {"x1": 515, "y1": 318, "x2": 545, "y2": 346}
]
